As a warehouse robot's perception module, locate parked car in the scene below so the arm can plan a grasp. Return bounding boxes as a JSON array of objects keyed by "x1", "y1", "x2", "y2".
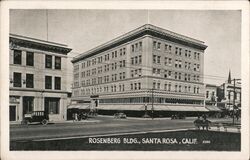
[
  {"x1": 114, "y1": 112, "x2": 127, "y2": 119},
  {"x1": 21, "y1": 111, "x2": 49, "y2": 125}
]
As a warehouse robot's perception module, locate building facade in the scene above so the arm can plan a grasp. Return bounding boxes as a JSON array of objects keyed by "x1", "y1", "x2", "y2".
[
  {"x1": 217, "y1": 79, "x2": 241, "y2": 111},
  {"x1": 9, "y1": 34, "x2": 72, "y2": 122},
  {"x1": 205, "y1": 84, "x2": 217, "y2": 106},
  {"x1": 71, "y1": 24, "x2": 208, "y2": 116}
]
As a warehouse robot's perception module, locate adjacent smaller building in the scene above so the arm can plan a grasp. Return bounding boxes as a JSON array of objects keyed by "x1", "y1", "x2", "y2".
[{"x1": 9, "y1": 34, "x2": 72, "y2": 122}]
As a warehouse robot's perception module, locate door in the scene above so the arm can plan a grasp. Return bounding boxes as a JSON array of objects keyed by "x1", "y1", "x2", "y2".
[
  {"x1": 23, "y1": 96, "x2": 34, "y2": 115},
  {"x1": 9, "y1": 105, "x2": 16, "y2": 121}
]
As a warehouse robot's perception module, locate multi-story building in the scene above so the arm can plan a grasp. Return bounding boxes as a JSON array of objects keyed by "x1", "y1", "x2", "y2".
[
  {"x1": 71, "y1": 24, "x2": 208, "y2": 117},
  {"x1": 9, "y1": 34, "x2": 72, "y2": 122}
]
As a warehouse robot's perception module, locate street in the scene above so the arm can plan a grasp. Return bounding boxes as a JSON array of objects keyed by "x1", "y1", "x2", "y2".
[
  {"x1": 10, "y1": 116, "x2": 237, "y2": 141},
  {"x1": 10, "y1": 116, "x2": 240, "y2": 151}
]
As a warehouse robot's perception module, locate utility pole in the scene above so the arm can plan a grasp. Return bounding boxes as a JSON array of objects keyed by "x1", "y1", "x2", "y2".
[
  {"x1": 151, "y1": 88, "x2": 154, "y2": 120},
  {"x1": 233, "y1": 78, "x2": 236, "y2": 124}
]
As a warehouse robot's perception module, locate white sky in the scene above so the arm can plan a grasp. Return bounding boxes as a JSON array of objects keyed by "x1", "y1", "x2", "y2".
[{"x1": 10, "y1": 9, "x2": 241, "y2": 85}]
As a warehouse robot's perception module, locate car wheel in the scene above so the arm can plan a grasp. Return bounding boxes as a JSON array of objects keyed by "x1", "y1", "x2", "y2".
[
  {"x1": 41, "y1": 119, "x2": 48, "y2": 125},
  {"x1": 21, "y1": 120, "x2": 28, "y2": 125}
]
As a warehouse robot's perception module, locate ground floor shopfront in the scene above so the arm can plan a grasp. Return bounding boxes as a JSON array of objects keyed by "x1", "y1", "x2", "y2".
[
  {"x1": 9, "y1": 90, "x2": 69, "y2": 122},
  {"x1": 70, "y1": 90, "x2": 209, "y2": 118}
]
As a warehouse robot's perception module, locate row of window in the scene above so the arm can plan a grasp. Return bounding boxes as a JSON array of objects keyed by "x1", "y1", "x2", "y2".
[
  {"x1": 131, "y1": 41, "x2": 143, "y2": 53},
  {"x1": 131, "y1": 55, "x2": 142, "y2": 65},
  {"x1": 11, "y1": 72, "x2": 61, "y2": 90},
  {"x1": 78, "y1": 72, "x2": 127, "y2": 87},
  {"x1": 153, "y1": 82, "x2": 200, "y2": 94},
  {"x1": 78, "y1": 48, "x2": 127, "y2": 70},
  {"x1": 13, "y1": 50, "x2": 62, "y2": 70},
  {"x1": 152, "y1": 69, "x2": 200, "y2": 82},
  {"x1": 78, "y1": 60, "x2": 126, "y2": 79},
  {"x1": 154, "y1": 55, "x2": 200, "y2": 71},
  {"x1": 152, "y1": 41, "x2": 200, "y2": 60}
]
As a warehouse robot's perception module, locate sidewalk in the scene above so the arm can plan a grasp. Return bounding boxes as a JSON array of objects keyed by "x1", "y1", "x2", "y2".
[{"x1": 10, "y1": 119, "x2": 101, "y2": 125}]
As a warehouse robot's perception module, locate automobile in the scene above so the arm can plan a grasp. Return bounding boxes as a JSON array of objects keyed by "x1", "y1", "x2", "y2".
[
  {"x1": 21, "y1": 111, "x2": 49, "y2": 125},
  {"x1": 114, "y1": 112, "x2": 127, "y2": 119}
]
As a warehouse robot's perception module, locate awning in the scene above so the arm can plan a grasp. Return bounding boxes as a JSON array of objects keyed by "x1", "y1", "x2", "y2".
[
  {"x1": 205, "y1": 105, "x2": 222, "y2": 112},
  {"x1": 67, "y1": 104, "x2": 90, "y2": 109},
  {"x1": 97, "y1": 104, "x2": 209, "y2": 112},
  {"x1": 153, "y1": 105, "x2": 208, "y2": 112},
  {"x1": 97, "y1": 104, "x2": 145, "y2": 111}
]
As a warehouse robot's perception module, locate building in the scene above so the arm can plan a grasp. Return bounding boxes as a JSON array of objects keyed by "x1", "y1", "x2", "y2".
[
  {"x1": 217, "y1": 71, "x2": 241, "y2": 111},
  {"x1": 9, "y1": 34, "x2": 72, "y2": 122},
  {"x1": 204, "y1": 84, "x2": 221, "y2": 115},
  {"x1": 71, "y1": 24, "x2": 208, "y2": 117}
]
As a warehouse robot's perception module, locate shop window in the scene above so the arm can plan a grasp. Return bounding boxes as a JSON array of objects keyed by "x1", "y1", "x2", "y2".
[{"x1": 45, "y1": 98, "x2": 60, "y2": 114}]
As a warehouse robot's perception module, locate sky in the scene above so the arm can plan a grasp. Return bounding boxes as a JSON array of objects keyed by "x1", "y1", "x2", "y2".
[{"x1": 10, "y1": 9, "x2": 241, "y2": 85}]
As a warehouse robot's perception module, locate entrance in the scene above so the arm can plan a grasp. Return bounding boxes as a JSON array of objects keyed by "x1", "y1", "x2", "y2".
[
  {"x1": 23, "y1": 96, "x2": 34, "y2": 115},
  {"x1": 10, "y1": 105, "x2": 16, "y2": 121}
]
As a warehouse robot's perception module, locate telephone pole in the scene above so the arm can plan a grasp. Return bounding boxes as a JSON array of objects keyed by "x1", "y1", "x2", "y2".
[{"x1": 151, "y1": 88, "x2": 154, "y2": 120}]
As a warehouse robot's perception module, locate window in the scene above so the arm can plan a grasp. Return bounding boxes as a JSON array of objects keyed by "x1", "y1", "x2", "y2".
[
  {"x1": 175, "y1": 85, "x2": 178, "y2": 92},
  {"x1": 13, "y1": 50, "x2": 22, "y2": 65},
  {"x1": 138, "y1": 55, "x2": 142, "y2": 64},
  {"x1": 179, "y1": 60, "x2": 182, "y2": 68},
  {"x1": 13, "y1": 72, "x2": 22, "y2": 87},
  {"x1": 26, "y1": 52, "x2": 34, "y2": 66},
  {"x1": 179, "y1": 85, "x2": 182, "y2": 92},
  {"x1": 178, "y1": 73, "x2": 181, "y2": 80},
  {"x1": 139, "y1": 42, "x2": 142, "y2": 51},
  {"x1": 55, "y1": 56, "x2": 61, "y2": 69},
  {"x1": 175, "y1": 60, "x2": 178, "y2": 68},
  {"x1": 153, "y1": 41, "x2": 157, "y2": 50},
  {"x1": 157, "y1": 56, "x2": 161, "y2": 64},
  {"x1": 153, "y1": 55, "x2": 157, "y2": 64},
  {"x1": 179, "y1": 48, "x2": 182, "y2": 56},
  {"x1": 185, "y1": 50, "x2": 188, "y2": 57},
  {"x1": 157, "y1": 82, "x2": 160, "y2": 89},
  {"x1": 55, "y1": 77, "x2": 61, "y2": 90},
  {"x1": 45, "y1": 55, "x2": 52, "y2": 69},
  {"x1": 135, "y1": 56, "x2": 138, "y2": 64},
  {"x1": 138, "y1": 82, "x2": 141, "y2": 90},
  {"x1": 175, "y1": 47, "x2": 178, "y2": 55},
  {"x1": 131, "y1": 58, "x2": 134, "y2": 65},
  {"x1": 131, "y1": 45, "x2": 135, "y2": 52},
  {"x1": 168, "y1": 83, "x2": 171, "y2": 91},
  {"x1": 157, "y1": 42, "x2": 161, "y2": 50},
  {"x1": 26, "y1": 74, "x2": 34, "y2": 88},
  {"x1": 131, "y1": 83, "x2": 133, "y2": 90},
  {"x1": 45, "y1": 76, "x2": 52, "y2": 89},
  {"x1": 153, "y1": 82, "x2": 156, "y2": 89},
  {"x1": 45, "y1": 98, "x2": 60, "y2": 114},
  {"x1": 131, "y1": 70, "x2": 134, "y2": 77}
]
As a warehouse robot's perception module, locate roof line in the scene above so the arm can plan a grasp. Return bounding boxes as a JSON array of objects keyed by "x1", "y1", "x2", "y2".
[{"x1": 10, "y1": 33, "x2": 69, "y2": 47}]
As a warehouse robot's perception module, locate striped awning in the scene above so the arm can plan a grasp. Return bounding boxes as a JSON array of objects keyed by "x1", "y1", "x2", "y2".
[
  {"x1": 205, "y1": 105, "x2": 222, "y2": 112},
  {"x1": 153, "y1": 105, "x2": 208, "y2": 112},
  {"x1": 67, "y1": 104, "x2": 90, "y2": 109}
]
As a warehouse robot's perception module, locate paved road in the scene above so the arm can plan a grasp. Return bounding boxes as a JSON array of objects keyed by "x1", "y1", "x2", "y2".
[{"x1": 10, "y1": 116, "x2": 236, "y2": 141}]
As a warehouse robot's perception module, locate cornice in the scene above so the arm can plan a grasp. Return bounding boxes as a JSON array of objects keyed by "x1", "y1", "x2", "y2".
[
  {"x1": 9, "y1": 34, "x2": 72, "y2": 55},
  {"x1": 72, "y1": 24, "x2": 207, "y2": 63}
]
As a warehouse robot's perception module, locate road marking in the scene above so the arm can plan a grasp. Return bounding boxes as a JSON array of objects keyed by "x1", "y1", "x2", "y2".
[{"x1": 32, "y1": 128, "x2": 194, "y2": 142}]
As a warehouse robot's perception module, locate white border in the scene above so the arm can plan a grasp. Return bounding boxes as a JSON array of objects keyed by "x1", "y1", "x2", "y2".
[{"x1": 1, "y1": 1, "x2": 249, "y2": 160}]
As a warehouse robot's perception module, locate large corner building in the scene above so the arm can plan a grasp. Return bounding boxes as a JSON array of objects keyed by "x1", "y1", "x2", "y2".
[
  {"x1": 71, "y1": 24, "x2": 208, "y2": 117},
  {"x1": 9, "y1": 34, "x2": 72, "y2": 122}
]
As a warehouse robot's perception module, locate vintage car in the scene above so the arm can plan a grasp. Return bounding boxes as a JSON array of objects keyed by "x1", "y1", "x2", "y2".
[
  {"x1": 21, "y1": 111, "x2": 49, "y2": 125},
  {"x1": 114, "y1": 112, "x2": 127, "y2": 119}
]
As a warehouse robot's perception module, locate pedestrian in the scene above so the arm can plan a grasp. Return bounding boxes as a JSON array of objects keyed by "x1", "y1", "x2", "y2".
[
  {"x1": 194, "y1": 116, "x2": 202, "y2": 130},
  {"x1": 74, "y1": 112, "x2": 78, "y2": 121},
  {"x1": 202, "y1": 117, "x2": 211, "y2": 131}
]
